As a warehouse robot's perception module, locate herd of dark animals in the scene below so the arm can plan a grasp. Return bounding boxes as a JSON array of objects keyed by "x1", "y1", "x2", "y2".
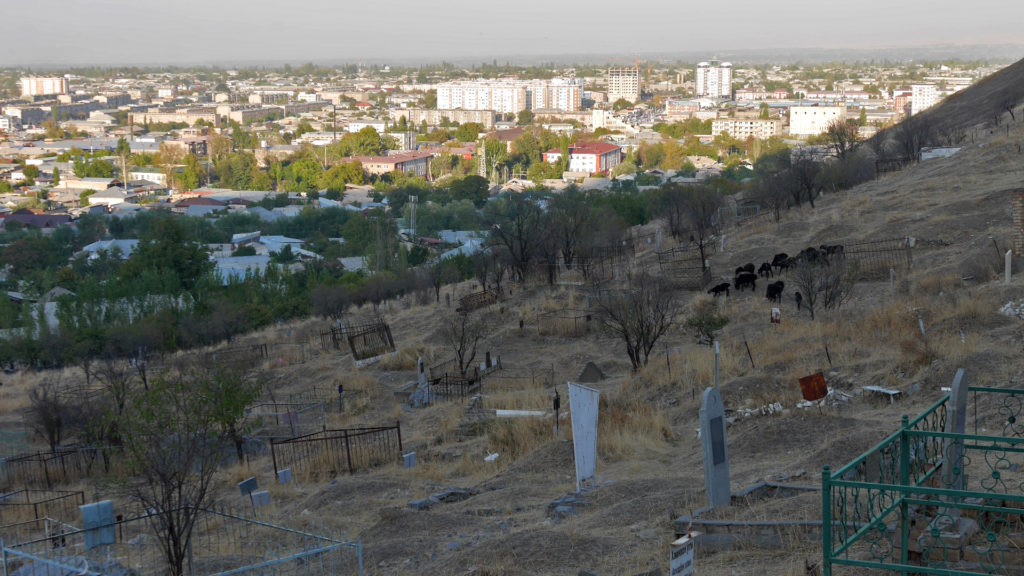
[{"x1": 707, "y1": 244, "x2": 845, "y2": 310}]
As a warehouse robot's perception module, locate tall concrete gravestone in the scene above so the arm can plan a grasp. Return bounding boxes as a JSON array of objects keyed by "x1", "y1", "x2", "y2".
[
  {"x1": 700, "y1": 387, "x2": 730, "y2": 509},
  {"x1": 568, "y1": 382, "x2": 600, "y2": 491}
]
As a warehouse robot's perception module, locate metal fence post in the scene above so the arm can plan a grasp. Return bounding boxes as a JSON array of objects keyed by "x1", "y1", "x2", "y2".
[
  {"x1": 357, "y1": 539, "x2": 364, "y2": 576},
  {"x1": 822, "y1": 465, "x2": 831, "y2": 576},
  {"x1": 899, "y1": 414, "x2": 910, "y2": 576}
]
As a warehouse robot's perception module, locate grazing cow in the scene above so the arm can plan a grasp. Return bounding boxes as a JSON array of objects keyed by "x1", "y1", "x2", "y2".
[
  {"x1": 766, "y1": 281, "x2": 785, "y2": 303},
  {"x1": 795, "y1": 291, "x2": 803, "y2": 310},
  {"x1": 707, "y1": 282, "x2": 730, "y2": 297},
  {"x1": 820, "y1": 244, "x2": 845, "y2": 256},
  {"x1": 771, "y1": 253, "x2": 789, "y2": 272},
  {"x1": 758, "y1": 262, "x2": 774, "y2": 278},
  {"x1": 734, "y1": 273, "x2": 758, "y2": 292},
  {"x1": 797, "y1": 246, "x2": 823, "y2": 264},
  {"x1": 734, "y1": 263, "x2": 755, "y2": 276}
]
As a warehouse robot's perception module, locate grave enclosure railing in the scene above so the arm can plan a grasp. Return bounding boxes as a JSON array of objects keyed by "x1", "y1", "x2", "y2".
[
  {"x1": 346, "y1": 321, "x2": 396, "y2": 360},
  {"x1": 269, "y1": 424, "x2": 402, "y2": 480},
  {"x1": 0, "y1": 446, "x2": 113, "y2": 490},
  {"x1": 0, "y1": 489, "x2": 85, "y2": 526},
  {"x1": 1, "y1": 505, "x2": 363, "y2": 576},
  {"x1": 823, "y1": 383, "x2": 1024, "y2": 576},
  {"x1": 843, "y1": 237, "x2": 913, "y2": 278}
]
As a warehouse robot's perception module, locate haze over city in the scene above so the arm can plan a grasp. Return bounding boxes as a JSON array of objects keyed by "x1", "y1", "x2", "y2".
[{"x1": 5, "y1": 0, "x2": 1024, "y2": 66}]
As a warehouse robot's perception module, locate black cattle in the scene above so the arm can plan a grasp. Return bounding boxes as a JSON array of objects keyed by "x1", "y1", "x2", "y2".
[
  {"x1": 820, "y1": 244, "x2": 845, "y2": 256},
  {"x1": 771, "y1": 253, "x2": 789, "y2": 272},
  {"x1": 707, "y1": 282, "x2": 730, "y2": 297},
  {"x1": 734, "y1": 263, "x2": 755, "y2": 276},
  {"x1": 766, "y1": 281, "x2": 785, "y2": 302},
  {"x1": 734, "y1": 273, "x2": 758, "y2": 292},
  {"x1": 797, "y1": 247, "x2": 823, "y2": 264},
  {"x1": 757, "y1": 262, "x2": 773, "y2": 278},
  {"x1": 795, "y1": 291, "x2": 803, "y2": 310}
]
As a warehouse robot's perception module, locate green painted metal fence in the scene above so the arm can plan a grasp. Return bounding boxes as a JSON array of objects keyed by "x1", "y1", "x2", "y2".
[{"x1": 824, "y1": 384, "x2": 1024, "y2": 575}]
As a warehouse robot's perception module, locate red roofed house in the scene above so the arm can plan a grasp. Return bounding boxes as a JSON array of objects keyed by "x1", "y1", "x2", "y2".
[{"x1": 542, "y1": 142, "x2": 622, "y2": 175}]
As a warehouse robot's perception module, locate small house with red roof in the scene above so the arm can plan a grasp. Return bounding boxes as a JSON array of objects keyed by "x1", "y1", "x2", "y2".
[{"x1": 542, "y1": 142, "x2": 622, "y2": 175}]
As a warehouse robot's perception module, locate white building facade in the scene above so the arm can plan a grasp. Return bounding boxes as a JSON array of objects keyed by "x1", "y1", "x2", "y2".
[
  {"x1": 606, "y1": 67, "x2": 641, "y2": 103},
  {"x1": 789, "y1": 106, "x2": 847, "y2": 136},
  {"x1": 695, "y1": 61, "x2": 733, "y2": 98},
  {"x1": 911, "y1": 84, "x2": 938, "y2": 116},
  {"x1": 20, "y1": 76, "x2": 69, "y2": 97},
  {"x1": 711, "y1": 118, "x2": 782, "y2": 140}
]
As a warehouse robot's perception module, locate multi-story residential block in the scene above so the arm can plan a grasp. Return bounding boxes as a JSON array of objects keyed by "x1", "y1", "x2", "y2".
[
  {"x1": 606, "y1": 67, "x2": 641, "y2": 103},
  {"x1": 695, "y1": 61, "x2": 733, "y2": 98},
  {"x1": 543, "y1": 142, "x2": 622, "y2": 175},
  {"x1": 789, "y1": 106, "x2": 847, "y2": 136},
  {"x1": 0, "y1": 115, "x2": 21, "y2": 132},
  {"x1": 734, "y1": 89, "x2": 789, "y2": 101},
  {"x1": 911, "y1": 84, "x2": 938, "y2": 115},
  {"x1": 711, "y1": 118, "x2": 782, "y2": 140},
  {"x1": 20, "y1": 76, "x2": 69, "y2": 98},
  {"x1": 528, "y1": 78, "x2": 584, "y2": 112},
  {"x1": 389, "y1": 108, "x2": 496, "y2": 129},
  {"x1": 437, "y1": 81, "x2": 528, "y2": 115}
]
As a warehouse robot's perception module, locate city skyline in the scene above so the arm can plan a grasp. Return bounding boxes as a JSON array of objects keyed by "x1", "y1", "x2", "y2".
[{"x1": 4, "y1": 0, "x2": 1024, "y2": 67}]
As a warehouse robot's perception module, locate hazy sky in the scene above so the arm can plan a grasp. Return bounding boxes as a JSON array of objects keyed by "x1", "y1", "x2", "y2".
[{"x1": 6, "y1": 0, "x2": 1023, "y2": 67}]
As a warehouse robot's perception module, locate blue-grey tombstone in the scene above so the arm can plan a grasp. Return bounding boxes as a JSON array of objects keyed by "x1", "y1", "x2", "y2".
[
  {"x1": 251, "y1": 490, "x2": 271, "y2": 508},
  {"x1": 700, "y1": 387, "x2": 730, "y2": 509},
  {"x1": 80, "y1": 500, "x2": 115, "y2": 550},
  {"x1": 404, "y1": 452, "x2": 417, "y2": 468},
  {"x1": 277, "y1": 468, "x2": 293, "y2": 484},
  {"x1": 940, "y1": 368, "x2": 969, "y2": 522},
  {"x1": 238, "y1": 477, "x2": 258, "y2": 496}
]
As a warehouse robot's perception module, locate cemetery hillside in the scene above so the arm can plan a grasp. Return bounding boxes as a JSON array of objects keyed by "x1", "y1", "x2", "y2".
[{"x1": 4, "y1": 56, "x2": 1024, "y2": 576}]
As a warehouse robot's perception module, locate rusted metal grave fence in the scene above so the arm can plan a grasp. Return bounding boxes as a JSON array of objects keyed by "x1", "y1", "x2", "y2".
[
  {"x1": 537, "y1": 309, "x2": 596, "y2": 337},
  {"x1": 203, "y1": 344, "x2": 269, "y2": 372},
  {"x1": 0, "y1": 446, "x2": 111, "y2": 490},
  {"x1": 842, "y1": 237, "x2": 912, "y2": 278},
  {"x1": 431, "y1": 371, "x2": 481, "y2": 402},
  {"x1": 0, "y1": 489, "x2": 84, "y2": 526},
  {"x1": 270, "y1": 423, "x2": 402, "y2": 480},
  {"x1": 345, "y1": 320, "x2": 396, "y2": 361},
  {"x1": 456, "y1": 289, "x2": 499, "y2": 313}
]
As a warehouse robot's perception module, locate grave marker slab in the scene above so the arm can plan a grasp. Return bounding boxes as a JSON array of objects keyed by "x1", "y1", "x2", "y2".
[
  {"x1": 404, "y1": 452, "x2": 417, "y2": 468},
  {"x1": 238, "y1": 477, "x2": 258, "y2": 496},
  {"x1": 942, "y1": 369, "x2": 969, "y2": 521},
  {"x1": 670, "y1": 533, "x2": 697, "y2": 576},
  {"x1": 700, "y1": 387, "x2": 730, "y2": 509},
  {"x1": 80, "y1": 500, "x2": 115, "y2": 550},
  {"x1": 799, "y1": 373, "x2": 828, "y2": 402},
  {"x1": 277, "y1": 468, "x2": 293, "y2": 484},
  {"x1": 251, "y1": 490, "x2": 271, "y2": 508},
  {"x1": 568, "y1": 382, "x2": 600, "y2": 491},
  {"x1": 577, "y1": 362, "x2": 605, "y2": 383}
]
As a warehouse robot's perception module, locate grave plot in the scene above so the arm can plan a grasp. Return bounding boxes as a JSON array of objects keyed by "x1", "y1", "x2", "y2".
[
  {"x1": 431, "y1": 372, "x2": 481, "y2": 402},
  {"x1": 345, "y1": 320, "x2": 396, "y2": 361},
  {"x1": 537, "y1": 308, "x2": 596, "y2": 337},
  {"x1": 317, "y1": 325, "x2": 346, "y2": 351},
  {"x1": 270, "y1": 423, "x2": 402, "y2": 480},
  {"x1": 823, "y1": 371, "x2": 1024, "y2": 576},
  {"x1": 0, "y1": 489, "x2": 84, "y2": 530},
  {"x1": 0, "y1": 446, "x2": 112, "y2": 490},
  {"x1": 627, "y1": 230, "x2": 660, "y2": 253},
  {"x1": 456, "y1": 288, "x2": 500, "y2": 313},
  {"x1": 201, "y1": 343, "x2": 269, "y2": 372},
  {"x1": 1, "y1": 505, "x2": 363, "y2": 576},
  {"x1": 843, "y1": 237, "x2": 913, "y2": 278},
  {"x1": 655, "y1": 247, "x2": 713, "y2": 290},
  {"x1": 269, "y1": 343, "x2": 309, "y2": 367},
  {"x1": 247, "y1": 401, "x2": 326, "y2": 439}
]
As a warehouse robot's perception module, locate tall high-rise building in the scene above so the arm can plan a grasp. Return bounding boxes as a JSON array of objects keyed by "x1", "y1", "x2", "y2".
[
  {"x1": 20, "y1": 76, "x2": 69, "y2": 98},
  {"x1": 910, "y1": 84, "x2": 938, "y2": 116},
  {"x1": 606, "y1": 66, "x2": 641, "y2": 103},
  {"x1": 695, "y1": 61, "x2": 733, "y2": 98}
]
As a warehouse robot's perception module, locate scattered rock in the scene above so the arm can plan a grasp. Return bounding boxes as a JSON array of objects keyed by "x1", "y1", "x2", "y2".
[
  {"x1": 408, "y1": 497, "x2": 439, "y2": 510},
  {"x1": 553, "y1": 505, "x2": 576, "y2": 519},
  {"x1": 431, "y1": 488, "x2": 474, "y2": 503}
]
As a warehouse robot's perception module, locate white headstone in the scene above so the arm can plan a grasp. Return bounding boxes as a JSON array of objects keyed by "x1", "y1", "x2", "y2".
[
  {"x1": 277, "y1": 468, "x2": 293, "y2": 483},
  {"x1": 700, "y1": 387, "x2": 730, "y2": 509},
  {"x1": 943, "y1": 369, "x2": 969, "y2": 493},
  {"x1": 417, "y1": 357, "x2": 426, "y2": 387},
  {"x1": 80, "y1": 500, "x2": 116, "y2": 550},
  {"x1": 238, "y1": 477, "x2": 258, "y2": 496},
  {"x1": 568, "y1": 382, "x2": 600, "y2": 491},
  {"x1": 670, "y1": 533, "x2": 697, "y2": 576},
  {"x1": 1006, "y1": 250, "x2": 1013, "y2": 284},
  {"x1": 404, "y1": 452, "x2": 417, "y2": 468}
]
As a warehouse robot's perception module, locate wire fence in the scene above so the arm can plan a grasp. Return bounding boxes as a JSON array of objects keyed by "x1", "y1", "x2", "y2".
[
  {"x1": 0, "y1": 489, "x2": 85, "y2": 527},
  {"x1": 2, "y1": 505, "x2": 363, "y2": 576},
  {"x1": 247, "y1": 402, "x2": 326, "y2": 439}
]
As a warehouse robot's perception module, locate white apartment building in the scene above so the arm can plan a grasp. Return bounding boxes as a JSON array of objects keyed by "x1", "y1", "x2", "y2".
[
  {"x1": 0, "y1": 115, "x2": 21, "y2": 132},
  {"x1": 911, "y1": 84, "x2": 938, "y2": 116},
  {"x1": 437, "y1": 79, "x2": 582, "y2": 114},
  {"x1": 437, "y1": 81, "x2": 528, "y2": 115},
  {"x1": 789, "y1": 106, "x2": 847, "y2": 136},
  {"x1": 607, "y1": 67, "x2": 641, "y2": 103},
  {"x1": 20, "y1": 76, "x2": 69, "y2": 97},
  {"x1": 695, "y1": 61, "x2": 733, "y2": 98},
  {"x1": 711, "y1": 118, "x2": 782, "y2": 140}
]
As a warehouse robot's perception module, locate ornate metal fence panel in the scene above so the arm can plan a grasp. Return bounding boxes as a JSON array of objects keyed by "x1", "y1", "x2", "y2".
[
  {"x1": 431, "y1": 372, "x2": 481, "y2": 402},
  {"x1": 269, "y1": 424, "x2": 402, "y2": 480},
  {"x1": 824, "y1": 385, "x2": 1024, "y2": 576},
  {"x1": 456, "y1": 289, "x2": 499, "y2": 313}
]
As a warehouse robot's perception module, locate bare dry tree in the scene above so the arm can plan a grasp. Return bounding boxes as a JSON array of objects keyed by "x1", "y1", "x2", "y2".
[
  {"x1": 789, "y1": 257, "x2": 855, "y2": 320},
  {"x1": 593, "y1": 272, "x2": 680, "y2": 370},
  {"x1": 25, "y1": 378, "x2": 74, "y2": 453},
  {"x1": 439, "y1": 309, "x2": 489, "y2": 375}
]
